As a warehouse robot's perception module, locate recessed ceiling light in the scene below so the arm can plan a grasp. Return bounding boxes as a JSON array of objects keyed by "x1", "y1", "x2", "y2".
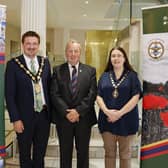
[
  {"x1": 83, "y1": 14, "x2": 87, "y2": 17},
  {"x1": 85, "y1": 1, "x2": 89, "y2": 4},
  {"x1": 114, "y1": 38, "x2": 118, "y2": 42}
]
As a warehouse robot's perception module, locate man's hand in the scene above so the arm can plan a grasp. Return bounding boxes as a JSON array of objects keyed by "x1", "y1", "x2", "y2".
[
  {"x1": 66, "y1": 109, "x2": 80, "y2": 123},
  {"x1": 13, "y1": 120, "x2": 24, "y2": 133}
]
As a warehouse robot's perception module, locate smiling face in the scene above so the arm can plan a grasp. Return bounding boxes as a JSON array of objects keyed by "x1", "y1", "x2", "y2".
[
  {"x1": 22, "y1": 36, "x2": 40, "y2": 59},
  {"x1": 65, "y1": 40, "x2": 81, "y2": 66},
  {"x1": 110, "y1": 49, "x2": 125, "y2": 70}
]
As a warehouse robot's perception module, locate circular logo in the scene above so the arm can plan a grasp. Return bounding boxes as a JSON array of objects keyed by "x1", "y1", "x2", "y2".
[{"x1": 148, "y1": 41, "x2": 164, "y2": 59}]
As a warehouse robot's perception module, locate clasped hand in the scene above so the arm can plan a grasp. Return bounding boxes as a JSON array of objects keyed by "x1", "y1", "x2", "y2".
[
  {"x1": 106, "y1": 109, "x2": 121, "y2": 123},
  {"x1": 66, "y1": 109, "x2": 80, "y2": 123}
]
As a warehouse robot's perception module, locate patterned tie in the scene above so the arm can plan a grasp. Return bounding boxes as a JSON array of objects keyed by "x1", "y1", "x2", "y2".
[
  {"x1": 71, "y1": 66, "x2": 78, "y2": 99},
  {"x1": 30, "y1": 59, "x2": 43, "y2": 112}
]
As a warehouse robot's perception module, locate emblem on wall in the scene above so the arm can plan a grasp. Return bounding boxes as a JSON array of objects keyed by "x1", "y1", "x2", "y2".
[{"x1": 148, "y1": 40, "x2": 164, "y2": 59}]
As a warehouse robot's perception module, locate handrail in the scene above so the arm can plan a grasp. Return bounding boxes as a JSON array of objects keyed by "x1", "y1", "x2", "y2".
[
  {"x1": 5, "y1": 129, "x2": 14, "y2": 138},
  {"x1": 5, "y1": 129, "x2": 15, "y2": 147}
]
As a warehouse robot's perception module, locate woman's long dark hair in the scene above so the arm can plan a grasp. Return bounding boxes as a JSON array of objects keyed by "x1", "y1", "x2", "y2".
[{"x1": 104, "y1": 46, "x2": 135, "y2": 72}]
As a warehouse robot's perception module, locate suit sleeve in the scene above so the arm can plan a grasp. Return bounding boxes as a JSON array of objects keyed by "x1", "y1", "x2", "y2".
[
  {"x1": 45, "y1": 58, "x2": 51, "y2": 93},
  {"x1": 76, "y1": 67, "x2": 97, "y2": 117},
  {"x1": 50, "y1": 67, "x2": 69, "y2": 118},
  {"x1": 5, "y1": 60, "x2": 20, "y2": 122}
]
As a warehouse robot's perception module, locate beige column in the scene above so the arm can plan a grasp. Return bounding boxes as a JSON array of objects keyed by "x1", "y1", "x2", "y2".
[
  {"x1": 52, "y1": 28, "x2": 65, "y2": 66},
  {"x1": 129, "y1": 21, "x2": 141, "y2": 74},
  {"x1": 21, "y1": 0, "x2": 46, "y2": 56},
  {"x1": 63, "y1": 28, "x2": 70, "y2": 55},
  {"x1": 53, "y1": 28, "x2": 64, "y2": 56}
]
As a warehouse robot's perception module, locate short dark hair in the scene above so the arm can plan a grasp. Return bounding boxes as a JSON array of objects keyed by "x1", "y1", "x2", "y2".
[
  {"x1": 104, "y1": 46, "x2": 135, "y2": 72},
  {"x1": 21, "y1": 31, "x2": 40, "y2": 44}
]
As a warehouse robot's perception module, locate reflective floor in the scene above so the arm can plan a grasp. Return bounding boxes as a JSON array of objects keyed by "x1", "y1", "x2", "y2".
[
  {"x1": 45, "y1": 157, "x2": 140, "y2": 168},
  {"x1": 5, "y1": 158, "x2": 140, "y2": 168}
]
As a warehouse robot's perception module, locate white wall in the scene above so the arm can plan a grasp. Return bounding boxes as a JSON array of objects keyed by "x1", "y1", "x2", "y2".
[
  {"x1": 5, "y1": 24, "x2": 20, "y2": 61},
  {"x1": 52, "y1": 28, "x2": 87, "y2": 65},
  {"x1": 46, "y1": 28, "x2": 54, "y2": 54},
  {"x1": 70, "y1": 29, "x2": 86, "y2": 63}
]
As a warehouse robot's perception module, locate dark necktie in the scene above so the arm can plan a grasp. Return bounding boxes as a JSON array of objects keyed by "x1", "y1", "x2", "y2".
[{"x1": 71, "y1": 66, "x2": 78, "y2": 99}]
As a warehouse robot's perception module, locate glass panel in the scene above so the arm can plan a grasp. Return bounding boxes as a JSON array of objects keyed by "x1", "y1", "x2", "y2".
[{"x1": 85, "y1": 30, "x2": 118, "y2": 79}]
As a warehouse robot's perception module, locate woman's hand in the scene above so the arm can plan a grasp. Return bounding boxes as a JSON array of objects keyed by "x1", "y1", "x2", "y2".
[{"x1": 106, "y1": 109, "x2": 121, "y2": 123}]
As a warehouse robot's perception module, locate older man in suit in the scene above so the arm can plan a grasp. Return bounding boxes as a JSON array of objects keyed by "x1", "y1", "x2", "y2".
[
  {"x1": 5, "y1": 31, "x2": 51, "y2": 168},
  {"x1": 50, "y1": 39, "x2": 97, "y2": 168}
]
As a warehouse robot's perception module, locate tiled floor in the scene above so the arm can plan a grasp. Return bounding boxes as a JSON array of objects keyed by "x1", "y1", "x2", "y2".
[
  {"x1": 45, "y1": 157, "x2": 140, "y2": 168},
  {"x1": 5, "y1": 158, "x2": 140, "y2": 168}
]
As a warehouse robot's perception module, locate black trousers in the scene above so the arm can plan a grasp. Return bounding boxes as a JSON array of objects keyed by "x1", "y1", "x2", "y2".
[
  {"x1": 56, "y1": 119, "x2": 91, "y2": 168},
  {"x1": 16, "y1": 110, "x2": 50, "y2": 168}
]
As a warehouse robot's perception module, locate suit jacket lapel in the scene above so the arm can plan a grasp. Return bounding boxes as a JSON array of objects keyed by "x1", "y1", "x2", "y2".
[
  {"x1": 64, "y1": 63, "x2": 71, "y2": 81},
  {"x1": 18, "y1": 55, "x2": 34, "y2": 94},
  {"x1": 62, "y1": 63, "x2": 72, "y2": 96},
  {"x1": 76, "y1": 63, "x2": 83, "y2": 96},
  {"x1": 19, "y1": 55, "x2": 27, "y2": 68},
  {"x1": 37, "y1": 56, "x2": 44, "y2": 83}
]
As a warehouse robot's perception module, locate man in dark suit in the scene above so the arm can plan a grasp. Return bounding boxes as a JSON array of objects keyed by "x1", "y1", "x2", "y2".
[
  {"x1": 5, "y1": 31, "x2": 51, "y2": 168},
  {"x1": 50, "y1": 39, "x2": 97, "y2": 168}
]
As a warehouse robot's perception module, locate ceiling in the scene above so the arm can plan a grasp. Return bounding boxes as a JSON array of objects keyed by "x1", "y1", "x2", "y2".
[{"x1": 0, "y1": 0, "x2": 164, "y2": 30}]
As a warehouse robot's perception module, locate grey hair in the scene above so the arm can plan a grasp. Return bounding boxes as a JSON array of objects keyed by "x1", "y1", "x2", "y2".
[{"x1": 65, "y1": 39, "x2": 81, "y2": 51}]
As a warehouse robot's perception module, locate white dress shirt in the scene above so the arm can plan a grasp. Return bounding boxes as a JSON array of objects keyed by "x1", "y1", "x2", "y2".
[{"x1": 68, "y1": 62, "x2": 79, "y2": 80}]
